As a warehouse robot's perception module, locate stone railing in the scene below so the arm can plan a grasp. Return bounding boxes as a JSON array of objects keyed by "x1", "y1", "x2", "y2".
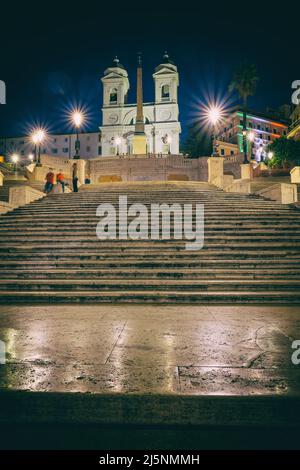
[{"x1": 257, "y1": 183, "x2": 298, "y2": 204}]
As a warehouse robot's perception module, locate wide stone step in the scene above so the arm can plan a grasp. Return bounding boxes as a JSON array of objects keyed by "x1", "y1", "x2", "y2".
[
  {"x1": 1, "y1": 243, "x2": 300, "y2": 252},
  {"x1": 1, "y1": 251, "x2": 299, "y2": 261},
  {"x1": 0, "y1": 290, "x2": 299, "y2": 304},
  {"x1": 0, "y1": 235, "x2": 299, "y2": 243},
  {"x1": 1, "y1": 259, "x2": 299, "y2": 270},
  {"x1": 1, "y1": 267, "x2": 300, "y2": 279},
  {"x1": 0, "y1": 279, "x2": 299, "y2": 292}
]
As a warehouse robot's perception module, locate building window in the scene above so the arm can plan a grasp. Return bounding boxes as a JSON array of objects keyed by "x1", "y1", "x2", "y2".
[
  {"x1": 109, "y1": 88, "x2": 118, "y2": 104},
  {"x1": 86, "y1": 146, "x2": 91, "y2": 152},
  {"x1": 230, "y1": 150, "x2": 234, "y2": 155},
  {"x1": 62, "y1": 148, "x2": 68, "y2": 153},
  {"x1": 51, "y1": 148, "x2": 58, "y2": 154},
  {"x1": 267, "y1": 136, "x2": 271, "y2": 141},
  {"x1": 273, "y1": 129, "x2": 277, "y2": 134},
  {"x1": 249, "y1": 122, "x2": 252, "y2": 128},
  {"x1": 266, "y1": 127, "x2": 269, "y2": 132},
  {"x1": 161, "y1": 84, "x2": 170, "y2": 101},
  {"x1": 98, "y1": 146, "x2": 102, "y2": 155},
  {"x1": 54, "y1": 138, "x2": 57, "y2": 143},
  {"x1": 283, "y1": 130, "x2": 287, "y2": 136},
  {"x1": 257, "y1": 124, "x2": 261, "y2": 130},
  {"x1": 220, "y1": 148, "x2": 225, "y2": 156},
  {"x1": 65, "y1": 137, "x2": 68, "y2": 142}
]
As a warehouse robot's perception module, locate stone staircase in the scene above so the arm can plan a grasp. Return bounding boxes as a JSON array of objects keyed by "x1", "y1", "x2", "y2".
[{"x1": 0, "y1": 181, "x2": 300, "y2": 304}]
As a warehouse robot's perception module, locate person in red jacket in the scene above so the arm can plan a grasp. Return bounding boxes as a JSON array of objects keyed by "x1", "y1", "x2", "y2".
[
  {"x1": 44, "y1": 168, "x2": 55, "y2": 194},
  {"x1": 56, "y1": 170, "x2": 65, "y2": 193}
]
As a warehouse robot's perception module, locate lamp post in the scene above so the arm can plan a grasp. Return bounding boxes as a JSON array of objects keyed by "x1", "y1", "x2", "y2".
[
  {"x1": 11, "y1": 153, "x2": 19, "y2": 172},
  {"x1": 207, "y1": 106, "x2": 222, "y2": 157},
  {"x1": 247, "y1": 130, "x2": 255, "y2": 161},
  {"x1": 115, "y1": 136, "x2": 121, "y2": 156},
  {"x1": 72, "y1": 111, "x2": 83, "y2": 160},
  {"x1": 31, "y1": 129, "x2": 45, "y2": 167}
]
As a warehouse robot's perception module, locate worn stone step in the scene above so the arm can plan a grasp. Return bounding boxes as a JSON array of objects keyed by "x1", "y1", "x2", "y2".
[
  {"x1": 1, "y1": 268, "x2": 300, "y2": 280},
  {"x1": 0, "y1": 279, "x2": 299, "y2": 292},
  {"x1": 0, "y1": 290, "x2": 299, "y2": 304}
]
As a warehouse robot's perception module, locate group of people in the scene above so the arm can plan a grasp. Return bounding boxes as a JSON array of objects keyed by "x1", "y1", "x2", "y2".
[{"x1": 44, "y1": 163, "x2": 79, "y2": 194}]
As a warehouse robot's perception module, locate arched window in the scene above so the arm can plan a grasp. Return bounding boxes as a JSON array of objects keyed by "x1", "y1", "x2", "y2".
[
  {"x1": 161, "y1": 84, "x2": 170, "y2": 101},
  {"x1": 110, "y1": 88, "x2": 118, "y2": 104}
]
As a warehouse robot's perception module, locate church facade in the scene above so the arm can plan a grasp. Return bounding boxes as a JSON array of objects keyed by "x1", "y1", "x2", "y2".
[{"x1": 100, "y1": 53, "x2": 181, "y2": 156}]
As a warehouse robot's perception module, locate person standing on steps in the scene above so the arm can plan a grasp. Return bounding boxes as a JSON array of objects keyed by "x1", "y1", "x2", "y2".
[
  {"x1": 44, "y1": 168, "x2": 55, "y2": 194},
  {"x1": 72, "y1": 163, "x2": 79, "y2": 193},
  {"x1": 56, "y1": 169, "x2": 65, "y2": 193}
]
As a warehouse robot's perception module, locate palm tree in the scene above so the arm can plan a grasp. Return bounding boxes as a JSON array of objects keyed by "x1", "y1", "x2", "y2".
[{"x1": 229, "y1": 63, "x2": 259, "y2": 163}]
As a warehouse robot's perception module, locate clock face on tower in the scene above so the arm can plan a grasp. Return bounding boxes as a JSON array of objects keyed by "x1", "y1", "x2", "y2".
[{"x1": 108, "y1": 113, "x2": 118, "y2": 124}]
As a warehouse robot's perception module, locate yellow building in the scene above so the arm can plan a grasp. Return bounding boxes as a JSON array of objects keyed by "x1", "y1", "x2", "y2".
[
  {"x1": 288, "y1": 104, "x2": 300, "y2": 141},
  {"x1": 215, "y1": 140, "x2": 239, "y2": 157}
]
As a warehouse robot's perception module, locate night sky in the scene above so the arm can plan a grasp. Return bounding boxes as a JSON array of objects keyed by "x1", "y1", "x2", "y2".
[{"x1": 0, "y1": 1, "x2": 299, "y2": 140}]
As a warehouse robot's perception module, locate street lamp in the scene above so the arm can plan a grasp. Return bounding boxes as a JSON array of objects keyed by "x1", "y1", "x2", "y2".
[
  {"x1": 31, "y1": 129, "x2": 45, "y2": 167},
  {"x1": 247, "y1": 131, "x2": 255, "y2": 160},
  {"x1": 72, "y1": 110, "x2": 83, "y2": 160},
  {"x1": 28, "y1": 153, "x2": 34, "y2": 162},
  {"x1": 11, "y1": 153, "x2": 19, "y2": 172},
  {"x1": 268, "y1": 151, "x2": 273, "y2": 160},
  {"x1": 167, "y1": 135, "x2": 172, "y2": 154},
  {"x1": 115, "y1": 136, "x2": 121, "y2": 156},
  {"x1": 207, "y1": 106, "x2": 222, "y2": 157}
]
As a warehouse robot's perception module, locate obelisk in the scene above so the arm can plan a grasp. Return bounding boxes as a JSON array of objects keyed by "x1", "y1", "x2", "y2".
[{"x1": 132, "y1": 53, "x2": 147, "y2": 155}]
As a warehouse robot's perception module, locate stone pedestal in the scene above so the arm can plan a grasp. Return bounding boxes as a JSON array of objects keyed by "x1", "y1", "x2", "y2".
[
  {"x1": 208, "y1": 157, "x2": 224, "y2": 184},
  {"x1": 290, "y1": 167, "x2": 300, "y2": 184},
  {"x1": 132, "y1": 134, "x2": 147, "y2": 155},
  {"x1": 240, "y1": 163, "x2": 253, "y2": 180}
]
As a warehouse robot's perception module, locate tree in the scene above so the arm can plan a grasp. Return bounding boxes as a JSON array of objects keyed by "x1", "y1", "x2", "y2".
[
  {"x1": 181, "y1": 123, "x2": 212, "y2": 158},
  {"x1": 268, "y1": 137, "x2": 300, "y2": 167},
  {"x1": 229, "y1": 63, "x2": 259, "y2": 163}
]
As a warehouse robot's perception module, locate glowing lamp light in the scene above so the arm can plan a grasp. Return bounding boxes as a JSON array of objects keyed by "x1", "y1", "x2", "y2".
[
  {"x1": 207, "y1": 106, "x2": 222, "y2": 126},
  {"x1": 72, "y1": 111, "x2": 83, "y2": 128},
  {"x1": 12, "y1": 154, "x2": 19, "y2": 163},
  {"x1": 32, "y1": 129, "x2": 46, "y2": 144},
  {"x1": 28, "y1": 153, "x2": 34, "y2": 161},
  {"x1": 115, "y1": 137, "x2": 121, "y2": 145},
  {"x1": 268, "y1": 151, "x2": 274, "y2": 159},
  {"x1": 167, "y1": 135, "x2": 172, "y2": 144}
]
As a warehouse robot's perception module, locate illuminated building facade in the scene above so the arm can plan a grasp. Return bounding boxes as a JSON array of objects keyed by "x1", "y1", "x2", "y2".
[{"x1": 217, "y1": 108, "x2": 289, "y2": 161}]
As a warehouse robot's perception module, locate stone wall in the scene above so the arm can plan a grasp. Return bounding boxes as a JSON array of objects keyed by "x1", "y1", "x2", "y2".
[{"x1": 87, "y1": 155, "x2": 209, "y2": 183}]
